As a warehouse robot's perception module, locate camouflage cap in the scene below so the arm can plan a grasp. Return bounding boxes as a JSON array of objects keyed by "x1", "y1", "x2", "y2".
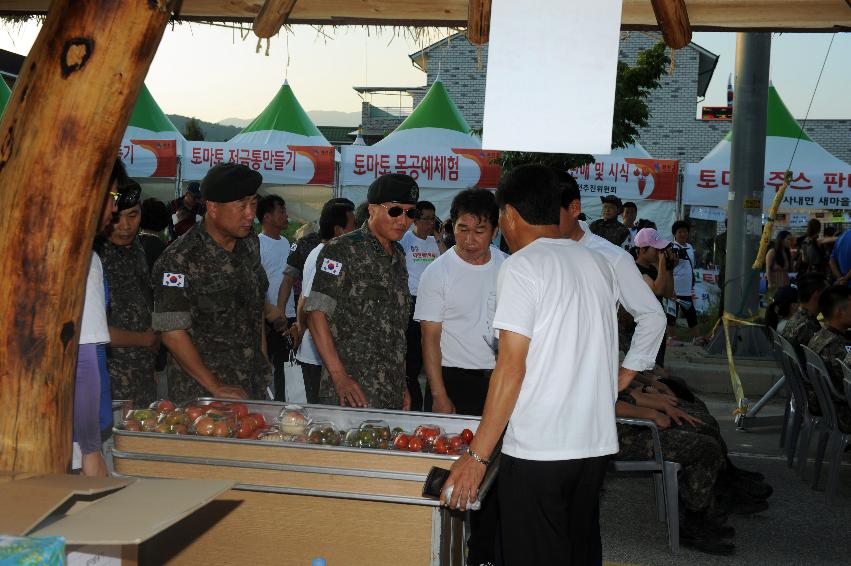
[
  {"x1": 367, "y1": 173, "x2": 419, "y2": 205},
  {"x1": 201, "y1": 163, "x2": 263, "y2": 203}
]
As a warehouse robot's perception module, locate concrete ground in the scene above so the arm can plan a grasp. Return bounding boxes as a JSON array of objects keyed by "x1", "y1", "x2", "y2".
[{"x1": 600, "y1": 357, "x2": 851, "y2": 566}]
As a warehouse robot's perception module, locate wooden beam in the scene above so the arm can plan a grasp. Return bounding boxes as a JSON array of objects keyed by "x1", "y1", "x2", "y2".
[
  {"x1": 253, "y1": 0, "x2": 298, "y2": 38},
  {"x1": 0, "y1": 0, "x2": 175, "y2": 475},
  {"x1": 0, "y1": 1, "x2": 849, "y2": 30},
  {"x1": 650, "y1": 0, "x2": 692, "y2": 49},
  {"x1": 466, "y1": 0, "x2": 491, "y2": 45}
]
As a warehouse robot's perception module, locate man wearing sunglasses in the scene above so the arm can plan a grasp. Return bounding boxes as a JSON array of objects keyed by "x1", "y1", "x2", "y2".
[
  {"x1": 99, "y1": 180, "x2": 160, "y2": 408},
  {"x1": 152, "y1": 162, "x2": 271, "y2": 404},
  {"x1": 306, "y1": 173, "x2": 419, "y2": 410}
]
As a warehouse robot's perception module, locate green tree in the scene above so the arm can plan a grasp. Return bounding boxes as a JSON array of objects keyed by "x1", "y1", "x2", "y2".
[
  {"x1": 497, "y1": 41, "x2": 670, "y2": 171},
  {"x1": 183, "y1": 117, "x2": 205, "y2": 141}
]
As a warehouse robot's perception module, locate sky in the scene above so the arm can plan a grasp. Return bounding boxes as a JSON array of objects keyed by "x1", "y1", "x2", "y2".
[{"x1": 0, "y1": 21, "x2": 848, "y2": 124}]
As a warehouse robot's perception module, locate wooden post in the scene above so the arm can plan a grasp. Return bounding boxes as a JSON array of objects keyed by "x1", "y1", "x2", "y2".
[
  {"x1": 254, "y1": 0, "x2": 299, "y2": 38},
  {"x1": 467, "y1": 0, "x2": 492, "y2": 45},
  {"x1": 650, "y1": 0, "x2": 691, "y2": 49},
  {"x1": 0, "y1": 0, "x2": 175, "y2": 475}
]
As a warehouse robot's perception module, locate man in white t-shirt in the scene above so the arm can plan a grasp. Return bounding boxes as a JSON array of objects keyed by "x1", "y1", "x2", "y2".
[
  {"x1": 443, "y1": 165, "x2": 629, "y2": 565},
  {"x1": 669, "y1": 220, "x2": 702, "y2": 345},
  {"x1": 74, "y1": 159, "x2": 124, "y2": 477},
  {"x1": 400, "y1": 200, "x2": 445, "y2": 411},
  {"x1": 296, "y1": 200, "x2": 356, "y2": 403},
  {"x1": 415, "y1": 191, "x2": 505, "y2": 416},
  {"x1": 257, "y1": 195, "x2": 296, "y2": 400}
]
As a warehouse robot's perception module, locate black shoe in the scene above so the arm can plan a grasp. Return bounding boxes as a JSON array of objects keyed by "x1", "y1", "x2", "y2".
[
  {"x1": 719, "y1": 495, "x2": 769, "y2": 516},
  {"x1": 728, "y1": 464, "x2": 765, "y2": 483},
  {"x1": 680, "y1": 523, "x2": 736, "y2": 555}
]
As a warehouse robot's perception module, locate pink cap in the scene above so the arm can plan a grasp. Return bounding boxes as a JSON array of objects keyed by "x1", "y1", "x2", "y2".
[{"x1": 634, "y1": 228, "x2": 671, "y2": 249}]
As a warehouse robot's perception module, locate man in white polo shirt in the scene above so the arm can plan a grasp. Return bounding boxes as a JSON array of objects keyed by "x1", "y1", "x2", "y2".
[
  {"x1": 443, "y1": 165, "x2": 631, "y2": 565},
  {"x1": 400, "y1": 200, "x2": 445, "y2": 411}
]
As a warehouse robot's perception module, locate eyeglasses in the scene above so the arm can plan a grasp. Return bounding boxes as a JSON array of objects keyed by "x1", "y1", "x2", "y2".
[{"x1": 380, "y1": 203, "x2": 420, "y2": 220}]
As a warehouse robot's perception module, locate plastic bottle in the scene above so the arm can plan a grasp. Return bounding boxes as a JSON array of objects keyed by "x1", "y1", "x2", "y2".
[{"x1": 311, "y1": 559, "x2": 326, "y2": 566}]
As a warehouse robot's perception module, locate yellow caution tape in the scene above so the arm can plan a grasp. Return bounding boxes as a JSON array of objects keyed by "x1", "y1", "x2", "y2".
[
  {"x1": 720, "y1": 312, "x2": 765, "y2": 412},
  {"x1": 752, "y1": 170, "x2": 792, "y2": 270}
]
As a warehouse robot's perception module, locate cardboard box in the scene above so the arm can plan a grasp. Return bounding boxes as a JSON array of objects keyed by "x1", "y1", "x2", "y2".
[{"x1": 0, "y1": 473, "x2": 233, "y2": 565}]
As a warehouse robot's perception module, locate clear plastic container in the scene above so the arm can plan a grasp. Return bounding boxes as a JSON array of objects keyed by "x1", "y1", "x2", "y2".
[
  {"x1": 306, "y1": 422, "x2": 340, "y2": 446},
  {"x1": 276, "y1": 404, "x2": 311, "y2": 435}
]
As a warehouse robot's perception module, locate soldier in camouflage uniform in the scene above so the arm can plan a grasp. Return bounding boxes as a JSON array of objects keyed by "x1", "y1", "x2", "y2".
[
  {"x1": 589, "y1": 195, "x2": 631, "y2": 247},
  {"x1": 278, "y1": 198, "x2": 356, "y2": 333},
  {"x1": 807, "y1": 286, "x2": 851, "y2": 432},
  {"x1": 152, "y1": 163, "x2": 271, "y2": 404},
  {"x1": 306, "y1": 174, "x2": 418, "y2": 410},
  {"x1": 100, "y1": 181, "x2": 158, "y2": 406},
  {"x1": 781, "y1": 272, "x2": 827, "y2": 361}
]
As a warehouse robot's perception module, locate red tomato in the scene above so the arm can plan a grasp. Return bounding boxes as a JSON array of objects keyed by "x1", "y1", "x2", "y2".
[
  {"x1": 415, "y1": 425, "x2": 442, "y2": 444},
  {"x1": 230, "y1": 403, "x2": 249, "y2": 418},
  {"x1": 460, "y1": 428, "x2": 474, "y2": 445},
  {"x1": 172, "y1": 424, "x2": 188, "y2": 435},
  {"x1": 434, "y1": 437, "x2": 449, "y2": 454},
  {"x1": 185, "y1": 406, "x2": 205, "y2": 422},
  {"x1": 408, "y1": 437, "x2": 423, "y2": 452},
  {"x1": 393, "y1": 434, "x2": 410, "y2": 450},
  {"x1": 150, "y1": 399, "x2": 176, "y2": 414},
  {"x1": 236, "y1": 418, "x2": 255, "y2": 439},
  {"x1": 123, "y1": 419, "x2": 142, "y2": 432},
  {"x1": 193, "y1": 416, "x2": 216, "y2": 436},
  {"x1": 210, "y1": 401, "x2": 229, "y2": 408},
  {"x1": 448, "y1": 434, "x2": 463, "y2": 450},
  {"x1": 212, "y1": 421, "x2": 231, "y2": 438},
  {"x1": 246, "y1": 413, "x2": 266, "y2": 429}
]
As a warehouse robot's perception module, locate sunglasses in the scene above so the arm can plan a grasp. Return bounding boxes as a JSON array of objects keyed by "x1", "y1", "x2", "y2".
[
  {"x1": 380, "y1": 203, "x2": 420, "y2": 220},
  {"x1": 113, "y1": 186, "x2": 142, "y2": 209}
]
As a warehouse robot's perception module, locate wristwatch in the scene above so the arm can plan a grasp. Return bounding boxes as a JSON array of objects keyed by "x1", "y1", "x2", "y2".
[{"x1": 466, "y1": 447, "x2": 490, "y2": 466}]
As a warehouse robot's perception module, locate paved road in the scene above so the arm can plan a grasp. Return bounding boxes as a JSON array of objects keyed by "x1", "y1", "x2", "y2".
[{"x1": 601, "y1": 394, "x2": 851, "y2": 565}]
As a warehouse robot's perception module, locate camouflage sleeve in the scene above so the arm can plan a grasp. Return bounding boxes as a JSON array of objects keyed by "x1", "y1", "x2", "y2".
[
  {"x1": 151, "y1": 253, "x2": 192, "y2": 332},
  {"x1": 305, "y1": 240, "x2": 347, "y2": 316},
  {"x1": 284, "y1": 238, "x2": 307, "y2": 280},
  {"x1": 825, "y1": 341, "x2": 848, "y2": 392},
  {"x1": 246, "y1": 234, "x2": 269, "y2": 300}
]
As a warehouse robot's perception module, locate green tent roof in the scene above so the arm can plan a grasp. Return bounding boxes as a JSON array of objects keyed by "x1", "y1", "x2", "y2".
[
  {"x1": 723, "y1": 84, "x2": 811, "y2": 142},
  {"x1": 128, "y1": 84, "x2": 179, "y2": 133},
  {"x1": 240, "y1": 81, "x2": 322, "y2": 137},
  {"x1": 0, "y1": 79, "x2": 11, "y2": 117},
  {"x1": 394, "y1": 80, "x2": 471, "y2": 134}
]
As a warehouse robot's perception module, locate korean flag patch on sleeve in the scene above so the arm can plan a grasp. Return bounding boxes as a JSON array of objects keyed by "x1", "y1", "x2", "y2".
[
  {"x1": 162, "y1": 272, "x2": 186, "y2": 288},
  {"x1": 321, "y1": 258, "x2": 342, "y2": 276}
]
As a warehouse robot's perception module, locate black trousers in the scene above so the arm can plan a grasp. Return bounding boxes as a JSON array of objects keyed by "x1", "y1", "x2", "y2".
[
  {"x1": 405, "y1": 297, "x2": 424, "y2": 411},
  {"x1": 424, "y1": 366, "x2": 492, "y2": 416},
  {"x1": 498, "y1": 454, "x2": 609, "y2": 566},
  {"x1": 301, "y1": 362, "x2": 322, "y2": 405}
]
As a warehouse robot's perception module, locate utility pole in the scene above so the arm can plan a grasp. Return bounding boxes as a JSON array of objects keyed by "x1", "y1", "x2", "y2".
[{"x1": 724, "y1": 32, "x2": 771, "y2": 320}]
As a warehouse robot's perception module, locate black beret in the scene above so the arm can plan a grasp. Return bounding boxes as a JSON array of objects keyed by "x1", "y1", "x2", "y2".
[
  {"x1": 116, "y1": 180, "x2": 142, "y2": 211},
  {"x1": 201, "y1": 162, "x2": 263, "y2": 203},
  {"x1": 600, "y1": 195, "x2": 623, "y2": 209},
  {"x1": 367, "y1": 173, "x2": 419, "y2": 205}
]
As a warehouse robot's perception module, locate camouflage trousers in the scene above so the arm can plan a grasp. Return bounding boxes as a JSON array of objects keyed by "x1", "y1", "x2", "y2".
[{"x1": 617, "y1": 424, "x2": 724, "y2": 512}]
